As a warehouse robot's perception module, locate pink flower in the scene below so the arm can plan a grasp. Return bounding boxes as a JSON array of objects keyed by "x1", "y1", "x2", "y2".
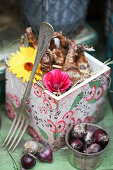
[{"x1": 43, "y1": 69, "x2": 71, "y2": 92}]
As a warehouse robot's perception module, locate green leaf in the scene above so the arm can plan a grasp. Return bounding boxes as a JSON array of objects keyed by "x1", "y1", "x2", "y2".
[
  {"x1": 88, "y1": 98, "x2": 96, "y2": 104},
  {"x1": 69, "y1": 92, "x2": 84, "y2": 111},
  {"x1": 0, "y1": 133, "x2": 19, "y2": 170},
  {"x1": 53, "y1": 131, "x2": 60, "y2": 140},
  {"x1": 89, "y1": 81, "x2": 101, "y2": 89},
  {"x1": 37, "y1": 126, "x2": 48, "y2": 140}
]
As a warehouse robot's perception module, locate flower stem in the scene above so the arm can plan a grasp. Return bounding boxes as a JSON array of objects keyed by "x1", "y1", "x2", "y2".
[{"x1": 0, "y1": 133, "x2": 19, "y2": 170}]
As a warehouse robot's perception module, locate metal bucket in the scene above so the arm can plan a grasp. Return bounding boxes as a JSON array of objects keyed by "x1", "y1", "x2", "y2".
[
  {"x1": 65, "y1": 123, "x2": 110, "y2": 170},
  {"x1": 20, "y1": 0, "x2": 90, "y2": 37}
]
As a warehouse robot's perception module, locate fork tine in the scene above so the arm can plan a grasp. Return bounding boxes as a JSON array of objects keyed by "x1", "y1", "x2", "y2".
[
  {"x1": 12, "y1": 120, "x2": 29, "y2": 152},
  {"x1": 2, "y1": 114, "x2": 18, "y2": 147},
  {"x1": 8, "y1": 117, "x2": 25, "y2": 151},
  {"x1": 5, "y1": 114, "x2": 22, "y2": 148}
]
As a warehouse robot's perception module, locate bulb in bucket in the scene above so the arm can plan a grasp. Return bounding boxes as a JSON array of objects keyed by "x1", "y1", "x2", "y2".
[{"x1": 65, "y1": 123, "x2": 110, "y2": 170}]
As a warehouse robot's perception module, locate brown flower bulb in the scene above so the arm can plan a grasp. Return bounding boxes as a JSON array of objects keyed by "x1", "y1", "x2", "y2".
[
  {"x1": 45, "y1": 49, "x2": 54, "y2": 63},
  {"x1": 49, "y1": 38, "x2": 57, "y2": 50},
  {"x1": 63, "y1": 65, "x2": 82, "y2": 82},
  {"x1": 65, "y1": 40, "x2": 75, "y2": 64},
  {"x1": 53, "y1": 32, "x2": 68, "y2": 47},
  {"x1": 26, "y1": 27, "x2": 38, "y2": 49},
  {"x1": 76, "y1": 45, "x2": 92, "y2": 75},
  {"x1": 62, "y1": 41, "x2": 82, "y2": 82},
  {"x1": 49, "y1": 32, "x2": 69, "y2": 54},
  {"x1": 52, "y1": 49, "x2": 65, "y2": 65},
  {"x1": 41, "y1": 49, "x2": 52, "y2": 72}
]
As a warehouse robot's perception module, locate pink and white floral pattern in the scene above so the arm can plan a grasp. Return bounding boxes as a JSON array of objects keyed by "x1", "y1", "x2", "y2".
[
  {"x1": 47, "y1": 119, "x2": 56, "y2": 133},
  {"x1": 62, "y1": 111, "x2": 73, "y2": 121},
  {"x1": 6, "y1": 93, "x2": 14, "y2": 102},
  {"x1": 6, "y1": 102, "x2": 15, "y2": 120},
  {"x1": 41, "y1": 106, "x2": 47, "y2": 114},
  {"x1": 34, "y1": 88, "x2": 42, "y2": 97},
  {"x1": 32, "y1": 83, "x2": 38, "y2": 89},
  {"x1": 14, "y1": 95, "x2": 20, "y2": 106},
  {"x1": 86, "y1": 85, "x2": 96, "y2": 101},
  {"x1": 43, "y1": 99, "x2": 52, "y2": 110},
  {"x1": 94, "y1": 86, "x2": 104, "y2": 100},
  {"x1": 64, "y1": 117, "x2": 75, "y2": 132},
  {"x1": 57, "y1": 120, "x2": 65, "y2": 133},
  {"x1": 76, "y1": 118, "x2": 82, "y2": 125},
  {"x1": 84, "y1": 116, "x2": 91, "y2": 123}
]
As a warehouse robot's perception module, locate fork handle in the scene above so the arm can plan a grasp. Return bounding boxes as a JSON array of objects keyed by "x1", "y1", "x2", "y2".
[{"x1": 21, "y1": 22, "x2": 54, "y2": 106}]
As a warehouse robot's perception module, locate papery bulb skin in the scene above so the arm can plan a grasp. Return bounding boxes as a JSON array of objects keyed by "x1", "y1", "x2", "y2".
[
  {"x1": 23, "y1": 140, "x2": 39, "y2": 155},
  {"x1": 71, "y1": 124, "x2": 87, "y2": 140},
  {"x1": 84, "y1": 130, "x2": 94, "y2": 146}
]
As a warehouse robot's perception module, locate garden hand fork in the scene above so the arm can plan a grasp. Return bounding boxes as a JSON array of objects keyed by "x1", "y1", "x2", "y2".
[{"x1": 3, "y1": 22, "x2": 54, "y2": 152}]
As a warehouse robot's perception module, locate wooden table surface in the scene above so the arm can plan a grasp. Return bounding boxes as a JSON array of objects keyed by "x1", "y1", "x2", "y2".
[{"x1": 0, "y1": 99, "x2": 113, "y2": 170}]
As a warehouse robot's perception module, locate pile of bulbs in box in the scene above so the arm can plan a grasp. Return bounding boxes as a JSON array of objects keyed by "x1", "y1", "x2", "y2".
[{"x1": 17, "y1": 27, "x2": 94, "y2": 94}]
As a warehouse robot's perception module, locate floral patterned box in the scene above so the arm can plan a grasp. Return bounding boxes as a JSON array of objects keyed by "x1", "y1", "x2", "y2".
[{"x1": 5, "y1": 52, "x2": 110, "y2": 151}]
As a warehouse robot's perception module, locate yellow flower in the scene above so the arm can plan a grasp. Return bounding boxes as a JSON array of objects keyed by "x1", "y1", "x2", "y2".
[{"x1": 8, "y1": 47, "x2": 42, "y2": 83}]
